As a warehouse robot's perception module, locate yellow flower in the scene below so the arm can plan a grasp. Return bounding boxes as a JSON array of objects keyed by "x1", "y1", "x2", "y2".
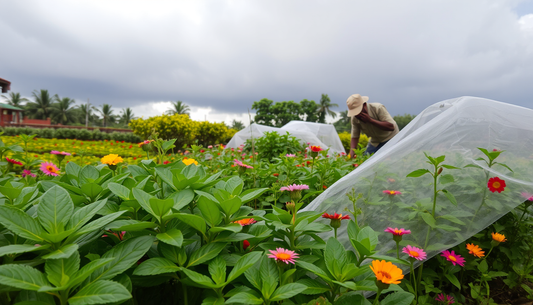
[
  {"x1": 182, "y1": 158, "x2": 198, "y2": 166},
  {"x1": 370, "y1": 260, "x2": 404, "y2": 285},
  {"x1": 101, "y1": 154, "x2": 124, "y2": 166}
]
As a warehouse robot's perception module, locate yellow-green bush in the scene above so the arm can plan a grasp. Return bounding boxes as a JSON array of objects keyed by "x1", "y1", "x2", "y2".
[
  {"x1": 129, "y1": 114, "x2": 237, "y2": 148},
  {"x1": 338, "y1": 132, "x2": 369, "y2": 151}
]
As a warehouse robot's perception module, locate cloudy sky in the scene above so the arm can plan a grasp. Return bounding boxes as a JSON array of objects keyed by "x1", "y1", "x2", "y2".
[{"x1": 1, "y1": 0, "x2": 533, "y2": 125}]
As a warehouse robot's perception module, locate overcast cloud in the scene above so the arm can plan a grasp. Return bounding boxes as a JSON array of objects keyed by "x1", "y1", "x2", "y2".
[{"x1": 1, "y1": 0, "x2": 533, "y2": 124}]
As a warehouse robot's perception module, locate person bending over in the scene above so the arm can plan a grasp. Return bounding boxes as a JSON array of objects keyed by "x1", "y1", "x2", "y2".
[{"x1": 346, "y1": 94, "x2": 399, "y2": 157}]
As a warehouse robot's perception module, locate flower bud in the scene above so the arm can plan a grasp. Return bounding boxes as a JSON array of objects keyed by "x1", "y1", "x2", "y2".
[
  {"x1": 286, "y1": 201, "x2": 296, "y2": 214},
  {"x1": 289, "y1": 190, "x2": 302, "y2": 202},
  {"x1": 437, "y1": 167, "x2": 443, "y2": 176},
  {"x1": 330, "y1": 218, "x2": 342, "y2": 229}
]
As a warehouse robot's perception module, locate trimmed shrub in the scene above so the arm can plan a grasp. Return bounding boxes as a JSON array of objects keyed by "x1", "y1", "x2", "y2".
[{"x1": 338, "y1": 132, "x2": 369, "y2": 152}]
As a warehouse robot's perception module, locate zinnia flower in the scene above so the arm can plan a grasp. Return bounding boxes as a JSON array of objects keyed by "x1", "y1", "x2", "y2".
[
  {"x1": 233, "y1": 159, "x2": 253, "y2": 169},
  {"x1": 280, "y1": 184, "x2": 309, "y2": 192},
  {"x1": 384, "y1": 227, "x2": 411, "y2": 236},
  {"x1": 101, "y1": 154, "x2": 124, "y2": 166},
  {"x1": 243, "y1": 240, "x2": 250, "y2": 250},
  {"x1": 370, "y1": 260, "x2": 404, "y2": 285},
  {"x1": 435, "y1": 293, "x2": 455, "y2": 304},
  {"x1": 487, "y1": 177, "x2": 506, "y2": 193},
  {"x1": 40, "y1": 162, "x2": 60, "y2": 176},
  {"x1": 285, "y1": 154, "x2": 296, "y2": 157},
  {"x1": 273, "y1": 173, "x2": 279, "y2": 177},
  {"x1": 233, "y1": 218, "x2": 257, "y2": 226},
  {"x1": 491, "y1": 232, "x2": 507, "y2": 243},
  {"x1": 466, "y1": 243, "x2": 485, "y2": 258},
  {"x1": 322, "y1": 213, "x2": 350, "y2": 220},
  {"x1": 183, "y1": 158, "x2": 199, "y2": 166},
  {"x1": 402, "y1": 245, "x2": 427, "y2": 261},
  {"x1": 22, "y1": 169, "x2": 36, "y2": 178},
  {"x1": 6, "y1": 157, "x2": 23, "y2": 166},
  {"x1": 163, "y1": 160, "x2": 170, "y2": 165},
  {"x1": 138, "y1": 140, "x2": 153, "y2": 147},
  {"x1": 208, "y1": 145, "x2": 213, "y2": 149},
  {"x1": 268, "y1": 248, "x2": 299, "y2": 264},
  {"x1": 50, "y1": 151, "x2": 71, "y2": 156},
  {"x1": 441, "y1": 250, "x2": 466, "y2": 267},
  {"x1": 383, "y1": 190, "x2": 402, "y2": 195},
  {"x1": 310, "y1": 146, "x2": 323, "y2": 152}
]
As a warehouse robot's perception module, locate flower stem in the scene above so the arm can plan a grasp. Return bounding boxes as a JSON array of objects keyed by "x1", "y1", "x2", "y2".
[
  {"x1": 372, "y1": 288, "x2": 383, "y2": 305},
  {"x1": 410, "y1": 261, "x2": 418, "y2": 303},
  {"x1": 395, "y1": 240, "x2": 400, "y2": 259}
]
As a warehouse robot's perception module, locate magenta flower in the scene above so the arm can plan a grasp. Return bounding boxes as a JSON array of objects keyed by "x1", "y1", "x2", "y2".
[
  {"x1": 441, "y1": 250, "x2": 466, "y2": 267},
  {"x1": 384, "y1": 227, "x2": 411, "y2": 236},
  {"x1": 268, "y1": 248, "x2": 299, "y2": 264},
  {"x1": 521, "y1": 192, "x2": 533, "y2": 201},
  {"x1": 285, "y1": 154, "x2": 296, "y2": 157},
  {"x1": 233, "y1": 159, "x2": 253, "y2": 169},
  {"x1": 402, "y1": 245, "x2": 427, "y2": 261},
  {"x1": 435, "y1": 293, "x2": 455, "y2": 304},
  {"x1": 280, "y1": 184, "x2": 309, "y2": 192},
  {"x1": 40, "y1": 162, "x2": 60, "y2": 176},
  {"x1": 383, "y1": 190, "x2": 402, "y2": 195},
  {"x1": 50, "y1": 151, "x2": 71, "y2": 156},
  {"x1": 22, "y1": 169, "x2": 36, "y2": 178}
]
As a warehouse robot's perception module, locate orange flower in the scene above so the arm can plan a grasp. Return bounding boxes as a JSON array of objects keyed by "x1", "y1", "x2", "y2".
[
  {"x1": 310, "y1": 146, "x2": 323, "y2": 152},
  {"x1": 492, "y1": 232, "x2": 506, "y2": 243},
  {"x1": 233, "y1": 218, "x2": 257, "y2": 226},
  {"x1": 466, "y1": 243, "x2": 485, "y2": 258},
  {"x1": 370, "y1": 260, "x2": 404, "y2": 285}
]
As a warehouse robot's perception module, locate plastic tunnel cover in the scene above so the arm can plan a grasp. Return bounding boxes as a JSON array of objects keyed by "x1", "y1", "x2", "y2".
[{"x1": 302, "y1": 96, "x2": 533, "y2": 267}]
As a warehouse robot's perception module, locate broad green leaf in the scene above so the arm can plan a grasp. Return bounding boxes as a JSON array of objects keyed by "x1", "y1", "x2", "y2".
[
  {"x1": 226, "y1": 251, "x2": 262, "y2": 283},
  {"x1": 42, "y1": 244, "x2": 78, "y2": 260},
  {"x1": 38, "y1": 186, "x2": 74, "y2": 235},
  {"x1": 86, "y1": 235, "x2": 155, "y2": 285},
  {"x1": 168, "y1": 213, "x2": 206, "y2": 235},
  {"x1": 108, "y1": 183, "x2": 131, "y2": 201},
  {"x1": 133, "y1": 258, "x2": 180, "y2": 276},
  {"x1": 73, "y1": 211, "x2": 127, "y2": 236},
  {"x1": 181, "y1": 268, "x2": 216, "y2": 288},
  {"x1": 296, "y1": 278, "x2": 330, "y2": 295},
  {"x1": 201, "y1": 297, "x2": 225, "y2": 305},
  {"x1": 80, "y1": 183, "x2": 103, "y2": 200},
  {"x1": 439, "y1": 174, "x2": 454, "y2": 184},
  {"x1": 441, "y1": 189, "x2": 457, "y2": 206},
  {"x1": 197, "y1": 196, "x2": 222, "y2": 227},
  {"x1": 260, "y1": 256, "x2": 278, "y2": 299},
  {"x1": 270, "y1": 283, "x2": 307, "y2": 302},
  {"x1": 67, "y1": 199, "x2": 108, "y2": 231},
  {"x1": 131, "y1": 188, "x2": 156, "y2": 218},
  {"x1": 296, "y1": 261, "x2": 333, "y2": 283},
  {"x1": 106, "y1": 220, "x2": 157, "y2": 231},
  {"x1": 240, "y1": 188, "x2": 269, "y2": 204},
  {"x1": 156, "y1": 229, "x2": 183, "y2": 247},
  {"x1": 335, "y1": 292, "x2": 372, "y2": 305},
  {"x1": 225, "y1": 176, "x2": 243, "y2": 196},
  {"x1": 0, "y1": 186, "x2": 21, "y2": 201},
  {"x1": 209, "y1": 223, "x2": 242, "y2": 234},
  {"x1": 225, "y1": 292, "x2": 263, "y2": 304},
  {"x1": 68, "y1": 280, "x2": 131, "y2": 305},
  {"x1": 45, "y1": 251, "x2": 79, "y2": 287},
  {"x1": 219, "y1": 197, "x2": 242, "y2": 216},
  {"x1": 0, "y1": 265, "x2": 49, "y2": 291},
  {"x1": 79, "y1": 165, "x2": 99, "y2": 185},
  {"x1": 0, "y1": 244, "x2": 50, "y2": 257},
  {"x1": 149, "y1": 198, "x2": 174, "y2": 221},
  {"x1": 325, "y1": 238, "x2": 348, "y2": 278},
  {"x1": 381, "y1": 291, "x2": 415, "y2": 305},
  {"x1": 187, "y1": 243, "x2": 226, "y2": 268},
  {"x1": 244, "y1": 260, "x2": 262, "y2": 290},
  {"x1": 170, "y1": 189, "x2": 195, "y2": 211},
  {"x1": 154, "y1": 167, "x2": 177, "y2": 191},
  {"x1": 67, "y1": 258, "x2": 115, "y2": 290},
  {"x1": 406, "y1": 169, "x2": 430, "y2": 178},
  {"x1": 420, "y1": 212, "x2": 436, "y2": 228},
  {"x1": 0, "y1": 206, "x2": 44, "y2": 242},
  {"x1": 208, "y1": 257, "x2": 226, "y2": 285}
]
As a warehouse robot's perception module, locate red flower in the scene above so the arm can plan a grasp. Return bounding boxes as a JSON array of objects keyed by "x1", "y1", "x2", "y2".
[
  {"x1": 488, "y1": 177, "x2": 506, "y2": 193},
  {"x1": 243, "y1": 240, "x2": 250, "y2": 250},
  {"x1": 110, "y1": 142, "x2": 113, "y2": 145},
  {"x1": 323, "y1": 185, "x2": 328, "y2": 189},
  {"x1": 133, "y1": 157, "x2": 137, "y2": 160},
  {"x1": 200, "y1": 149, "x2": 205, "y2": 153},
  {"x1": 273, "y1": 173, "x2": 279, "y2": 177},
  {"x1": 306, "y1": 161, "x2": 311, "y2": 165},
  {"x1": 129, "y1": 145, "x2": 132, "y2": 149},
  {"x1": 353, "y1": 163, "x2": 359, "y2": 167},
  {"x1": 310, "y1": 146, "x2": 323, "y2": 152},
  {"x1": 6, "y1": 157, "x2": 23, "y2": 166},
  {"x1": 163, "y1": 160, "x2": 170, "y2": 165},
  {"x1": 80, "y1": 142, "x2": 83, "y2": 145},
  {"x1": 322, "y1": 212, "x2": 350, "y2": 220}
]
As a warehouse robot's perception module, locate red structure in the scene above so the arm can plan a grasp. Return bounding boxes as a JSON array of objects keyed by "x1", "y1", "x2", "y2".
[
  {"x1": 0, "y1": 78, "x2": 10, "y2": 93},
  {"x1": 0, "y1": 103, "x2": 25, "y2": 127}
]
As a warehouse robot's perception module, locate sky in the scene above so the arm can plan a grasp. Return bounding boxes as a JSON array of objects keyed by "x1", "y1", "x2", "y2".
[{"x1": 1, "y1": 0, "x2": 533, "y2": 125}]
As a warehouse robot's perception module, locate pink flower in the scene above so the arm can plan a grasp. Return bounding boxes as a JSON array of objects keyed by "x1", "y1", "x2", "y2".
[
  {"x1": 22, "y1": 169, "x2": 36, "y2": 178},
  {"x1": 285, "y1": 154, "x2": 296, "y2": 157},
  {"x1": 233, "y1": 159, "x2": 253, "y2": 169},
  {"x1": 441, "y1": 250, "x2": 466, "y2": 267},
  {"x1": 435, "y1": 293, "x2": 455, "y2": 304},
  {"x1": 50, "y1": 151, "x2": 71, "y2": 156},
  {"x1": 268, "y1": 248, "x2": 299, "y2": 264},
  {"x1": 280, "y1": 184, "x2": 309, "y2": 192},
  {"x1": 208, "y1": 145, "x2": 213, "y2": 149},
  {"x1": 521, "y1": 192, "x2": 533, "y2": 201},
  {"x1": 402, "y1": 245, "x2": 427, "y2": 261},
  {"x1": 383, "y1": 190, "x2": 402, "y2": 195},
  {"x1": 40, "y1": 162, "x2": 60, "y2": 176},
  {"x1": 384, "y1": 227, "x2": 411, "y2": 236},
  {"x1": 6, "y1": 157, "x2": 23, "y2": 166}
]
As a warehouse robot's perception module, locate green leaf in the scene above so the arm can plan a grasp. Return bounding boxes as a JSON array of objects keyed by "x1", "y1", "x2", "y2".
[
  {"x1": 201, "y1": 297, "x2": 225, "y2": 305},
  {"x1": 105, "y1": 220, "x2": 157, "y2": 232},
  {"x1": 154, "y1": 168, "x2": 177, "y2": 191},
  {"x1": 208, "y1": 257, "x2": 227, "y2": 285},
  {"x1": 38, "y1": 186, "x2": 74, "y2": 235},
  {"x1": 325, "y1": 238, "x2": 348, "y2": 278},
  {"x1": 381, "y1": 292, "x2": 415, "y2": 305},
  {"x1": 445, "y1": 273, "x2": 461, "y2": 289},
  {"x1": 226, "y1": 251, "x2": 262, "y2": 283},
  {"x1": 219, "y1": 197, "x2": 242, "y2": 217},
  {"x1": 441, "y1": 189, "x2": 457, "y2": 206},
  {"x1": 181, "y1": 268, "x2": 216, "y2": 288},
  {"x1": 156, "y1": 229, "x2": 183, "y2": 247},
  {"x1": 42, "y1": 244, "x2": 79, "y2": 260},
  {"x1": 68, "y1": 280, "x2": 131, "y2": 305},
  {"x1": 80, "y1": 183, "x2": 103, "y2": 200},
  {"x1": 441, "y1": 164, "x2": 460, "y2": 169},
  {"x1": 0, "y1": 206, "x2": 44, "y2": 242},
  {"x1": 420, "y1": 212, "x2": 436, "y2": 228},
  {"x1": 225, "y1": 292, "x2": 263, "y2": 304},
  {"x1": 478, "y1": 260, "x2": 488, "y2": 273},
  {"x1": 133, "y1": 258, "x2": 180, "y2": 276},
  {"x1": 74, "y1": 211, "x2": 127, "y2": 237},
  {"x1": 260, "y1": 256, "x2": 279, "y2": 299},
  {"x1": 296, "y1": 261, "x2": 333, "y2": 283},
  {"x1": 45, "y1": 251, "x2": 79, "y2": 287},
  {"x1": 131, "y1": 188, "x2": 156, "y2": 218},
  {"x1": 296, "y1": 278, "x2": 331, "y2": 295},
  {"x1": 335, "y1": 291, "x2": 371, "y2": 305},
  {"x1": 225, "y1": 176, "x2": 244, "y2": 196},
  {"x1": 0, "y1": 265, "x2": 49, "y2": 291},
  {"x1": 244, "y1": 260, "x2": 262, "y2": 290},
  {"x1": 0, "y1": 186, "x2": 22, "y2": 201},
  {"x1": 439, "y1": 174, "x2": 454, "y2": 184},
  {"x1": 240, "y1": 188, "x2": 269, "y2": 204},
  {"x1": 108, "y1": 183, "x2": 131, "y2": 200},
  {"x1": 67, "y1": 199, "x2": 108, "y2": 231},
  {"x1": 187, "y1": 243, "x2": 226, "y2": 268},
  {"x1": 406, "y1": 169, "x2": 430, "y2": 178},
  {"x1": 67, "y1": 258, "x2": 115, "y2": 290},
  {"x1": 87, "y1": 235, "x2": 155, "y2": 284},
  {"x1": 149, "y1": 198, "x2": 174, "y2": 221},
  {"x1": 170, "y1": 189, "x2": 195, "y2": 211},
  {"x1": 197, "y1": 196, "x2": 222, "y2": 227},
  {"x1": 0, "y1": 244, "x2": 50, "y2": 257},
  {"x1": 270, "y1": 283, "x2": 307, "y2": 301},
  {"x1": 79, "y1": 165, "x2": 100, "y2": 184},
  {"x1": 168, "y1": 213, "x2": 206, "y2": 235}
]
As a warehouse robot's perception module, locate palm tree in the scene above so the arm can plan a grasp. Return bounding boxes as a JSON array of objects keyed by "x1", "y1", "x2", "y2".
[
  {"x1": 96, "y1": 104, "x2": 116, "y2": 127},
  {"x1": 317, "y1": 93, "x2": 339, "y2": 123},
  {"x1": 1, "y1": 92, "x2": 29, "y2": 107},
  {"x1": 77, "y1": 104, "x2": 98, "y2": 126},
  {"x1": 119, "y1": 108, "x2": 136, "y2": 126},
  {"x1": 25, "y1": 89, "x2": 56, "y2": 120},
  {"x1": 165, "y1": 101, "x2": 191, "y2": 116},
  {"x1": 51, "y1": 96, "x2": 77, "y2": 125},
  {"x1": 230, "y1": 119, "x2": 245, "y2": 131}
]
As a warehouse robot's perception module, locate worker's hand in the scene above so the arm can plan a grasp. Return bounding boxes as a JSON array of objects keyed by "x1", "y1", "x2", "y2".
[
  {"x1": 356, "y1": 111, "x2": 372, "y2": 123},
  {"x1": 349, "y1": 149, "x2": 355, "y2": 159}
]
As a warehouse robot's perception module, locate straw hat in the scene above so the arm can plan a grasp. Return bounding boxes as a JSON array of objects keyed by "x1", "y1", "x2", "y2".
[{"x1": 346, "y1": 94, "x2": 369, "y2": 117}]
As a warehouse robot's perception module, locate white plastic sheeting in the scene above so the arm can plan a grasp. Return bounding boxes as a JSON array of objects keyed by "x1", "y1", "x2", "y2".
[
  {"x1": 303, "y1": 96, "x2": 533, "y2": 264},
  {"x1": 226, "y1": 121, "x2": 345, "y2": 154}
]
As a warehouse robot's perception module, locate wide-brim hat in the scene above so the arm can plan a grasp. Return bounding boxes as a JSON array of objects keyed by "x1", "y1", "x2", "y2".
[{"x1": 346, "y1": 94, "x2": 369, "y2": 117}]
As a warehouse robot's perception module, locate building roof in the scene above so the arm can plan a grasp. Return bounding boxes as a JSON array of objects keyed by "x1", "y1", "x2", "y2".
[
  {"x1": 0, "y1": 78, "x2": 11, "y2": 93},
  {"x1": 0, "y1": 103, "x2": 24, "y2": 111}
]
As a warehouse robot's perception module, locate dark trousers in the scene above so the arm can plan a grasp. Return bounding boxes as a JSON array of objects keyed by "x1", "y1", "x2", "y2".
[{"x1": 364, "y1": 140, "x2": 389, "y2": 155}]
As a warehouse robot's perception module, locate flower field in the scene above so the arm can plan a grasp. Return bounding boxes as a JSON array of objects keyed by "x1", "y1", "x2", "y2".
[{"x1": 0, "y1": 133, "x2": 531, "y2": 305}]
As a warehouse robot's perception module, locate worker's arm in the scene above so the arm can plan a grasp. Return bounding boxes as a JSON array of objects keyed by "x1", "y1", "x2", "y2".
[
  {"x1": 350, "y1": 137, "x2": 359, "y2": 158},
  {"x1": 356, "y1": 112, "x2": 395, "y2": 131}
]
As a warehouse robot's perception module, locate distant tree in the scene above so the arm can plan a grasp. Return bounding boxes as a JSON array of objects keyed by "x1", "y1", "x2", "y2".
[
  {"x1": 76, "y1": 104, "x2": 98, "y2": 126},
  {"x1": 393, "y1": 114, "x2": 416, "y2": 130},
  {"x1": 25, "y1": 89, "x2": 56, "y2": 120},
  {"x1": 317, "y1": 94, "x2": 339, "y2": 123},
  {"x1": 1, "y1": 92, "x2": 29, "y2": 107},
  {"x1": 251, "y1": 98, "x2": 276, "y2": 126},
  {"x1": 96, "y1": 104, "x2": 117, "y2": 127},
  {"x1": 166, "y1": 101, "x2": 191, "y2": 116},
  {"x1": 271, "y1": 101, "x2": 302, "y2": 127},
  {"x1": 230, "y1": 119, "x2": 245, "y2": 131},
  {"x1": 51, "y1": 96, "x2": 77, "y2": 125},
  {"x1": 119, "y1": 108, "x2": 136, "y2": 126},
  {"x1": 299, "y1": 99, "x2": 320, "y2": 122},
  {"x1": 333, "y1": 110, "x2": 351, "y2": 133}
]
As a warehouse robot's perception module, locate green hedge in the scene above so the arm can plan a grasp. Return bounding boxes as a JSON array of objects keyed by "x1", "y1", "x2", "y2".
[{"x1": 1, "y1": 127, "x2": 142, "y2": 142}]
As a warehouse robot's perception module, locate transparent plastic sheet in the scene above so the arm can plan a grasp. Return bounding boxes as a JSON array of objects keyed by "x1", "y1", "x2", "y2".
[
  {"x1": 303, "y1": 96, "x2": 533, "y2": 267},
  {"x1": 226, "y1": 122, "x2": 345, "y2": 154}
]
